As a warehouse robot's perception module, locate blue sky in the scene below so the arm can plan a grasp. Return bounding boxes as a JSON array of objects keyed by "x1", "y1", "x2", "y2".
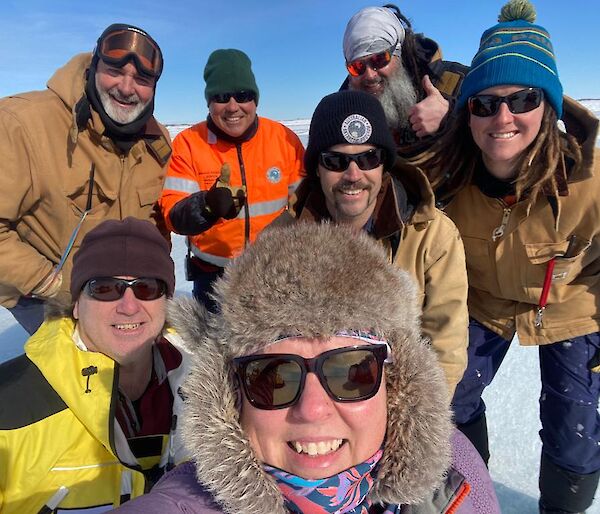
[{"x1": 1, "y1": 1, "x2": 598, "y2": 123}]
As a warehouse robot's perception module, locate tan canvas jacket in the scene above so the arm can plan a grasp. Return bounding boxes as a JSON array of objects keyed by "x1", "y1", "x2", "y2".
[
  {"x1": 294, "y1": 161, "x2": 469, "y2": 394},
  {"x1": 0, "y1": 53, "x2": 171, "y2": 307},
  {"x1": 445, "y1": 97, "x2": 600, "y2": 345}
]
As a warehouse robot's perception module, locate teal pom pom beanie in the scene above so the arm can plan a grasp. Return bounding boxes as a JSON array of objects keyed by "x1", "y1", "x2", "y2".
[{"x1": 457, "y1": 0, "x2": 563, "y2": 118}]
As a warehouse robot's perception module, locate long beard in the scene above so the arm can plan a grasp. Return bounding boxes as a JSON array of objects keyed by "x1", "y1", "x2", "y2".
[
  {"x1": 378, "y1": 65, "x2": 418, "y2": 132},
  {"x1": 95, "y1": 77, "x2": 150, "y2": 124}
]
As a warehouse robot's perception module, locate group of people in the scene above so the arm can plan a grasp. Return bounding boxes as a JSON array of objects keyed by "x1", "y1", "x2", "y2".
[{"x1": 0, "y1": 0, "x2": 598, "y2": 513}]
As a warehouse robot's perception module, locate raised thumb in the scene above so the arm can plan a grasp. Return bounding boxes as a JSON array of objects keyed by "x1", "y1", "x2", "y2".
[
  {"x1": 422, "y1": 74, "x2": 438, "y2": 96},
  {"x1": 219, "y1": 163, "x2": 231, "y2": 186}
]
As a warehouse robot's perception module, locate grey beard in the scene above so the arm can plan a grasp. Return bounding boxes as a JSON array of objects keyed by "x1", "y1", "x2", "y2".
[
  {"x1": 95, "y1": 77, "x2": 149, "y2": 124},
  {"x1": 378, "y1": 65, "x2": 418, "y2": 132}
]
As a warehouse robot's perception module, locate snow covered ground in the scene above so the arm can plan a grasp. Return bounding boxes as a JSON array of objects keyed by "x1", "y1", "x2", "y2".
[{"x1": 1, "y1": 101, "x2": 599, "y2": 513}]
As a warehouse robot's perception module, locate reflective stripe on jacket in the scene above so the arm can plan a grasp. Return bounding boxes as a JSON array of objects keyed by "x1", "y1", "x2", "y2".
[
  {"x1": 160, "y1": 118, "x2": 304, "y2": 267},
  {"x1": 0, "y1": 318, "x2": 190, "y2": 513}
]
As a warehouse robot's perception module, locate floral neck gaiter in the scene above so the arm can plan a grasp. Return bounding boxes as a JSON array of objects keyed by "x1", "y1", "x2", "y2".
[{"x1": 264, "y1": 449, "x2": 400, "y2": 513}]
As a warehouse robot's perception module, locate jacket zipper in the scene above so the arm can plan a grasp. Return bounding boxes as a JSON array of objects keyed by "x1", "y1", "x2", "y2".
[
  {"x1": 492, "y1": 206, "x2": 511, "y2": 241},
  {"x1": 236, "y1": 144, "x2": 250, "y2": 245},
  {"x1": 444, "y1": 480, "x2": 471, "y2": 514}
]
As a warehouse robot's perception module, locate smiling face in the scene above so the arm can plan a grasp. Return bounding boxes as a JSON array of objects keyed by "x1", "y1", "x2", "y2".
[
  {"x1": 73, "y1": 275, "x2": 166, "y2": 366},
  {"x1": 239, "y1": 336, "x2": 387, "y2": 479},
  {"x1": 348, "y1": 54, "x2": 401, "y2": 97},
  {"x1": 318, "y1": 143, "x2": 383, "y2": 230},
  {"x1": 209, "y1": 96, "x2": 257, "y2": 138},
  {"x1": 95, "y1": 60, "x2": 155, "y2": 124},
  {"x1": 469, "y1": 84, "x2": 545, "y2": 180}
]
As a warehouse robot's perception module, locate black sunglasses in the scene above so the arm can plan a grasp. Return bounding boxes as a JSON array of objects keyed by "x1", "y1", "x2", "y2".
[
  {"x1": 233, "y1": 344, "x2": 389, "y2": 410},
  {"x1": 468, "y1": 87, "x2": 544, "y2": 117},
  {"x1": 83, "y1": 277, "x2": 167, "y2": 302},
  {"x1": 319, "y1": 148, "x2": 385, "y2": 172},
  {"x1": 210, "y1": 91, "x2": 257, "y2": 104},
  {"x1": 346, "y1": 42, "x2": 397, "y2": 77}
]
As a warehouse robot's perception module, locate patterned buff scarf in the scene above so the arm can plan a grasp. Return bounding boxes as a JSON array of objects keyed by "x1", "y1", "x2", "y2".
[{"x1": 264, "y1": 449, "x2": 401, "y2": 513}]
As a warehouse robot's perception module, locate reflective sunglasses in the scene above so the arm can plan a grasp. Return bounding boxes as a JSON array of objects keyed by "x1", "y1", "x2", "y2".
[
  {"x1": 319, "y1": 148, "x2": 385, "y2": 172},
  {"x1": 210, "y1": 91, "x2": 257, "y2": 104},
  {"x1": 468, "y1": 87, "x2": 544, "y2": 117},
  {"x1": 233, "y1": 344, "x2": 390, "y2": 410},
  {"x1": 346, "y1": 42, "x2": 397, "y2": 77},
  {"x1": 98, "y1": 28, "x2": 163, "y2": 77},
  {"x1": 84, "y1": 277, "x2": 167, "y2": 301}
]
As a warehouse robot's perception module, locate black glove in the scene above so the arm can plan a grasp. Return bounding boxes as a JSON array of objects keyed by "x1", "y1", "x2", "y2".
[{"x1": 204, "y1": 163, "x2": 246, "y2": 220}]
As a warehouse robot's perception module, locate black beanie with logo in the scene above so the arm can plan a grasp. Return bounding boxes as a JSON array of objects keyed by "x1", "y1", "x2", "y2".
[{"x1": 304, "y1": 90, "x2": 396, "y2": 177}]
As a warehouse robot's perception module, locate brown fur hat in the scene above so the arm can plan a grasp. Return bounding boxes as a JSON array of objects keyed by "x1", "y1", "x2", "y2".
[{"x1": 171, "y1": 222, "x2": 452, "y2": 513}]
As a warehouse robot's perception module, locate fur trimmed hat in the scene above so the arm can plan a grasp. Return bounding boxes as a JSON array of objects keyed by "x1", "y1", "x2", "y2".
[
  {"x1": 304, "y1": 90, "x2": 397, "y2": 177},
  {"x1": 457, "y1": 0, "x2": 563, "y2": 117},
  {"x1": 171, "y1": 223, "x2": 452, "y2": 513},
  {"x1": 70, "y1": 217, "x2": 175, "y2": 299}
]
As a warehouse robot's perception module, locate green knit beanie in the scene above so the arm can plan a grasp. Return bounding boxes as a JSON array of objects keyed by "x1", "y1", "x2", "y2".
[{"x1": 203, "y1": 49, "x2": 259, "y2": 105}]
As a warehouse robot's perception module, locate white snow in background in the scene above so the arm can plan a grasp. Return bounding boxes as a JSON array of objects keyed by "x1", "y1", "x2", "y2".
[{"x1": 1, "y1": 101, "x2": 599, "y2": 513}]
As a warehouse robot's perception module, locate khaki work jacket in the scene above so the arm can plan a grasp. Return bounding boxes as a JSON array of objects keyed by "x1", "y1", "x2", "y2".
[
  {"x1": 446, "y1": 97, "x2": 600, "y2": 344},
  {"x1": 295, "y1": 162, "x2": 469, "y2": 394},
  {"x1": 0, "y1": 53, "x2": 170, "y2": 307}
]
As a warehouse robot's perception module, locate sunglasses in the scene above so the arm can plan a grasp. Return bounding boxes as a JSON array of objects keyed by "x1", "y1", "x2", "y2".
[
  {"x1": 210, "y1": 91, "x2": 257, "y2": 104},
  {"x1": 468, "y1": 88, "x2": 544, "y2": 117},
  {"x1": 319, "y1": 148, "x2": 385, "y2": 172},
  {"x1": 98, "y1": 28, "x2": 163, "y2": 77},
  {"x1": 233, "y1": 344, "x2": 390, "y2": 410},
  {"x1": 346, "y1": 42, "x2": 396, "y2": 77},
  {"x1": 84, "y1": 277, "x2": 167, "y2": 302}
]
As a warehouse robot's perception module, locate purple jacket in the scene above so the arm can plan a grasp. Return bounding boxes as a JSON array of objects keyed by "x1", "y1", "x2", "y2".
[{"x1": 113, "y1": 430, "x2": 499, "y2": 514}]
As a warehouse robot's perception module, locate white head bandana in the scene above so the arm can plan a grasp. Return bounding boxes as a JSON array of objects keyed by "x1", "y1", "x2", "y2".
[{"x1": 343, "y1": 6, "x2": 406, "y2": 63}]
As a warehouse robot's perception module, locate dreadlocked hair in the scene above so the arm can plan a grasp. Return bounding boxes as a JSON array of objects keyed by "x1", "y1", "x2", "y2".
[
  {"x1": 383, "y1": 4, "x2": 434, "y2": 99},
  {"x1": 417, "y1": 105, "x2": 582, "y2": 205}
]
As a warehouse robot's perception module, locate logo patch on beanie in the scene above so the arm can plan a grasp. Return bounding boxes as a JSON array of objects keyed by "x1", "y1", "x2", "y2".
[
  {"x1": 266, "y1": 167, "x2": 282, "y2": 184},
  {"x1": 341, "y1": 114, "x2": 372, "y2": 144}
]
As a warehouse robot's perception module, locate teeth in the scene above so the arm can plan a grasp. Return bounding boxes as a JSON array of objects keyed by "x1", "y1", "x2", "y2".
[
  {"x1": 491, "y1": 131, "x2": 517, "y2": 139},
  {"x1": 114, "y1": 323, "x2": 141, "y2": 331},
  {"x1": 339, "y1": 189, "x2": 362, "y2": 195},
  {"x1": 291, "y1": 439, "x2": 343, "y2": 456}
]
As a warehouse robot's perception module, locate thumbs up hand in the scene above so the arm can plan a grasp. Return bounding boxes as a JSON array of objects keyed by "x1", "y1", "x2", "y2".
[
  {"x1": 408, "y1": 75, "x2": 450, "y2": 138},
  {"x1": 204, "y1": 163, "x2": 247, "y2": 220}
]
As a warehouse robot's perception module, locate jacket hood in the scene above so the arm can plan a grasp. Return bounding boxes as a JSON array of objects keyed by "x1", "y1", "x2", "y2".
[
  {"x1": 47, "y1": 53, "x2": 91, "y2": 111},
  {"x1": 562, "y1": 95, "x2": 599, "y2": 182},
  {"x1": 171, "y1": 223, "x2": 453, "y2": 513}
]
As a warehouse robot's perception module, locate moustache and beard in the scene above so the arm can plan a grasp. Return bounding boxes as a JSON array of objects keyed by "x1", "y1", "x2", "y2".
[
  {"x1": 95, "y1": 75, "x2": 151, "y2": 124},
  {"x1": 350, "y1": 61, "x2": 418, "y2": 132},
  {"x1": 377, "y1": 64, "x2": 419, "y2": 132}
]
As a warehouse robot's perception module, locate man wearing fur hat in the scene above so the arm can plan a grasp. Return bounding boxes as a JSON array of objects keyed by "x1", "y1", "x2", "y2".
[
  {"x1": 0, "y1": 24, "x2": 171, "y2": 336},
  {"x1": 292, "y1": 89, "x2": 468, "y2": 396},
  {"x1": 341, "y1": 4, "x2": 468, "y2": 159},
  {"x1": 160, "y1": 48, "x2": 304, "y2": 310},
  {"x1": 0, "y1": 218, "x2": 189, "y2": 513}
]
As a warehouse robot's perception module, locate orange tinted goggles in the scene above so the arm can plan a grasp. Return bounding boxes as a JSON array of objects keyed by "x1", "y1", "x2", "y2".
[
  {"x1": 346, "y1": 43, "x2": 396, "y2": 77},
  {"x1": 98, "y1": 28, "x2": 163, "y2": 77}
]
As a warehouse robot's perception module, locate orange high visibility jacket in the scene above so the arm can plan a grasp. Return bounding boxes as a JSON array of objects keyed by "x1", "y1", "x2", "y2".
[{"x1": 160, "y1": 118, "x2": 304, "y2": 267}]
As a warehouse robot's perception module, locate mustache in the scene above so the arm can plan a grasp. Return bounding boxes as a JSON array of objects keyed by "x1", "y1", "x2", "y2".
[
  {"x1": 334, "y1": 181, "x2": 372, "y2": 193},
  {"x1": 107, "y1": 87, "x2": 140, "y2": 105}
]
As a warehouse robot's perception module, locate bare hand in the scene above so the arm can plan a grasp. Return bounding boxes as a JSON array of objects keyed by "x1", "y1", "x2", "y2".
[{"x1": 409, "y1": 75, "x2": 449, "y2": 138}]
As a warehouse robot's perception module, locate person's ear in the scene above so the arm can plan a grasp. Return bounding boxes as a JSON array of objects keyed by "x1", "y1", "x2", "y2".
[{"x1": 73, "y1": 300, "x2": 80, "y2": 320}]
